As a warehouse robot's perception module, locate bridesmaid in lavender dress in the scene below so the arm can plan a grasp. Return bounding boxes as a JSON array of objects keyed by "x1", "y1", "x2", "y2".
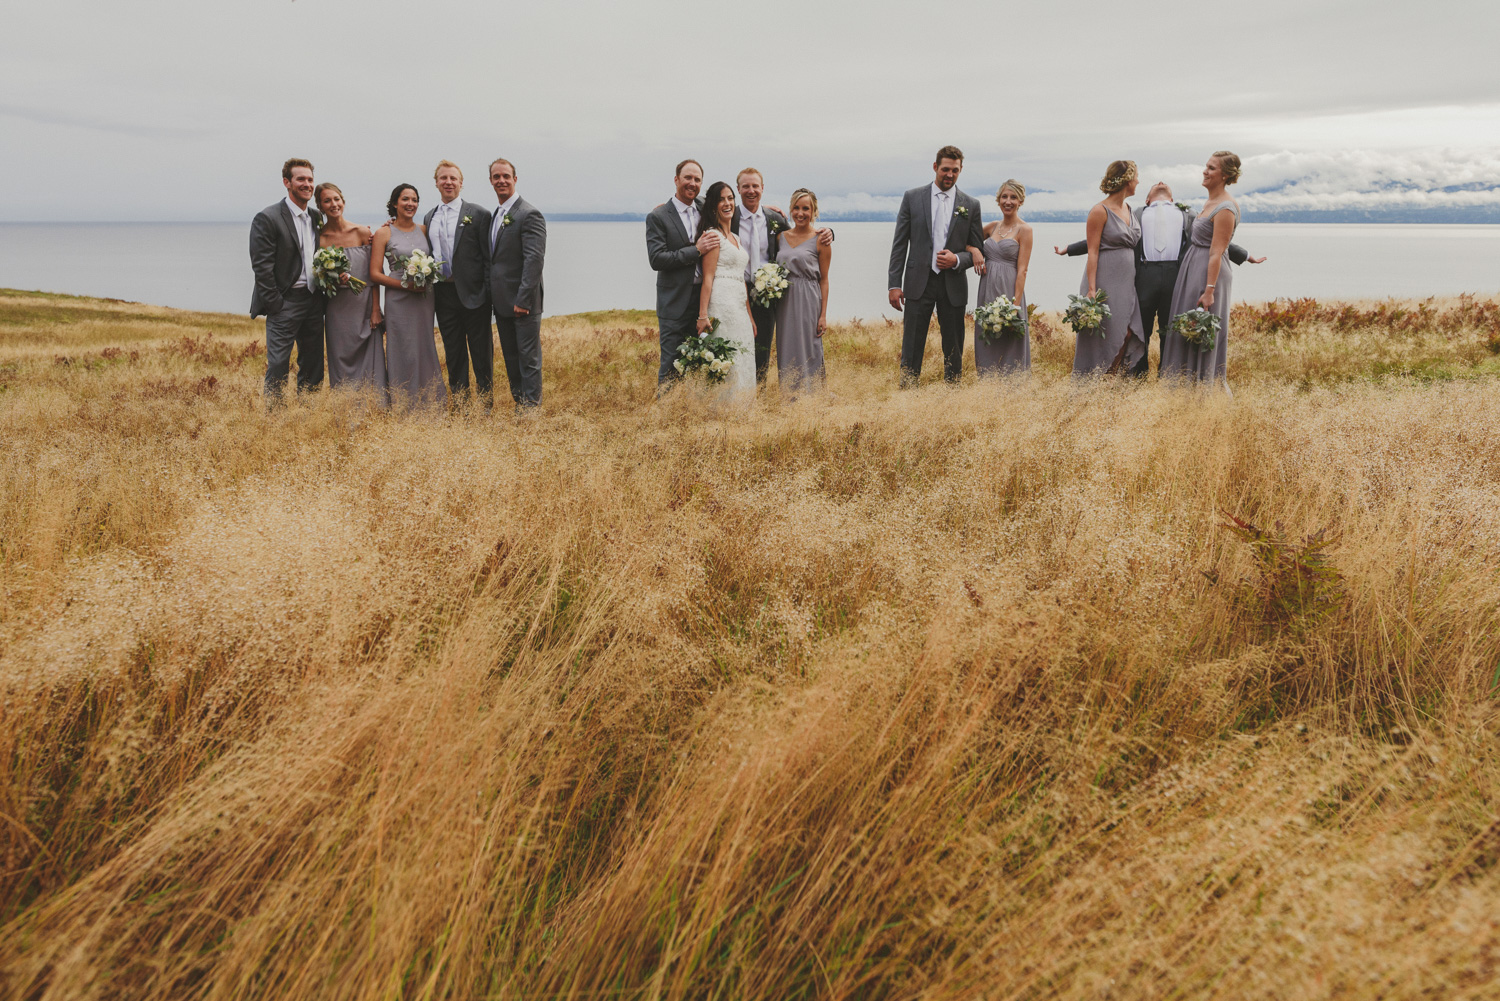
[
  {"x1": 772, "y1": 189, "x2": 831, "y2": 396},
  {"x1": 314, "y1": 183, "x2": 386, "y2": 400},
  {"x1": 369, "y1": 183, "x2": 447, "y2": 411},
  {"x1": 1161, "y1": 151, "x2": 1243, "y2": 394},
  {"x1": 1074, "y1": 160, "x2": 1145, "y2": 376},
  {"x1": 971, "y1": 179, "x2": 1033, "y2": 375}
]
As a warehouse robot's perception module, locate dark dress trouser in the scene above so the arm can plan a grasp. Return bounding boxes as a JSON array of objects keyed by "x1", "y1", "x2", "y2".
[
  {"x1": 749, "y1": 284, "x2": 775, "y2": 384},
  {"x1": 264, "y1": 287, "x2": 324, "y2": 400},
  {"x1": 1132, "y1": 260, "x2": 1180, "y2": 377},
  {"x1": 900, "y1": 268, "x2": 966, "y2": 385},
  {"x1": 494, "y1": 311, "x2": 543, "y2": 407},
  {"x1": 434, "y1": 283, "x2": 495, "y2": 404},
  {"x1": 657, "y1": 284, "x2": 702, "y2": 386}
]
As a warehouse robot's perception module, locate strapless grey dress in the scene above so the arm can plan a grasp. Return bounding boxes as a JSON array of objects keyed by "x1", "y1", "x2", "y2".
[
  {"x1": 1074, "y1": 209, "x2": 1145, "y2": 376},
  {"x1": 773, "y1": 234, "x2": 825, "y2": 394},
  {"x1": 322, "y1": 244, "x2": 387, "y2": 400},
  {"x1": 1161, "y1": 202, "x2": 1238, "y2": 394},
  {"x1": 974, "y1": 236, "x2": 1029, "y2": 375},
  {"x1": 382, "y1": 225, "x2": 446, "y2": 410}
]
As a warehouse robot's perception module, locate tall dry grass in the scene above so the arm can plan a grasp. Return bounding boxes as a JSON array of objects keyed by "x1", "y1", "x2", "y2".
[{"x1": 2, "y1": 288, "x2": 1500, "y2": 1000}]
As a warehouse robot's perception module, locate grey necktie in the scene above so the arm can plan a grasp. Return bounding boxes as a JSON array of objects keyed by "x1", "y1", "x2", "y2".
[
  {"x1": 932, "y1": 193, "x2": 948, "y2": 272},
  {"x1": 296, "y1": 211, "x2": 313, "y2": 285},
  {"x1": 438, "y1": 207, "x2": 454, "y2": 279}
]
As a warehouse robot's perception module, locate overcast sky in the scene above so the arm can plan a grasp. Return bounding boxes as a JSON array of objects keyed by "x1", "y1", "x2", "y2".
[{"x1": 4, "y1": 0, "x2": 1498, "y2": 220}]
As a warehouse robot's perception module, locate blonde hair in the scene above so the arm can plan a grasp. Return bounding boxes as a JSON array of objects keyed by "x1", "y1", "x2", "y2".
[
  {"x1": 789, "y1": 188, "x2": 819, "y2": 219},
  {"x1": 433, "y1": 160, "x2": 463, "y2": 182},
  {"x1": 1211, "y1": 150, "x2": 1242, "y2": 186},
  {"x1": 313, "y1": 182, "x2": 342, "y2": 209},
  {"x1": 1100, "y1": 160, "x2": 1137, "y2": 194},
  {"x1": 736, "y1": 167, "x2": 764, "y2": 184},
  {"x1": 996, "y1": 179, "x2": 1026, "y2": 204},
  {"x1": 489, "y1": 158, "x2": 516, "y2": 179}
]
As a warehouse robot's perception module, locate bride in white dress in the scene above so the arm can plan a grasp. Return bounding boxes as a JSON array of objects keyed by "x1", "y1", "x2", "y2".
[{"x1": 694, "y1": 180, "x2": 757, "y2": 406}]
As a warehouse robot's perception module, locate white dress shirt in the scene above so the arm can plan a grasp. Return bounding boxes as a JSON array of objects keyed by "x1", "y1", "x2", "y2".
[
  {"x1": 930, "y1": 182, "x2": 953, "y2": 273},
  {"x1": 489, "y1": 193, "x2": 521, "y2": 245},
  {"x1": 284, "y1": 195, "x2": 314, "y2": 288},
  {"x1": 1140, "y1": 200, "x2": 1184, "y2": 262},
  {"x1": 737, "y1": 204, "x2": 770, "y2": 281},
  {"x1": 673, "y1": 195, "x2": 700, "y2": 243},
  {"x1": 432, "y1": 198, "x2": 462, "y2": 278}
]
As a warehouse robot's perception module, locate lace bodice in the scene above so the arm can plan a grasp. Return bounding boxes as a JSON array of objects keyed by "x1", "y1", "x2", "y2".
[{"x1": 715, "y1": 237, "x2": 750, "y2": 285}]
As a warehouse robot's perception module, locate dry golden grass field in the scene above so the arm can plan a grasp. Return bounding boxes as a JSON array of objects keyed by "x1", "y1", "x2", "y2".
[{"x1": 3, "y1": 288, "x2": 1500, "y2": 1000}]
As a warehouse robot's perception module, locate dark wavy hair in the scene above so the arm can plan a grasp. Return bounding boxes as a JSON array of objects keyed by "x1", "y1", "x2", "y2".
[
  {"x1": 386, "y1": 183, "x2": 419, "y2": 219},
  {"x1": 696, "y1": 180, "x2": 736, "y2": 240}
]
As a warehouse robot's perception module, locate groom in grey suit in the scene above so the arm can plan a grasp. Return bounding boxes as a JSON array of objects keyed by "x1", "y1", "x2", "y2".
[
  {"x1": 484, "y1": 158, "x2": 547, "y2": 408},
  {"x1": 888, "y1": 145, "x2": 985, "y2": 386},
  {"x1": 423, "y1": 160, "x2": 494, "y2": 406},
  {"x1": 249, "y1": 157, "x2": 325, "y2": 403},
  {"x1": 645, "y1": 159, "x2": 721, "y2": 388}
]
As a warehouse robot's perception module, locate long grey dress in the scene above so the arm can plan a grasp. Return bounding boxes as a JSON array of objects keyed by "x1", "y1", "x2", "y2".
[
  {"x1": 382, "y1": 225, "x2": 447, "y2": 410},
  {"x1": 974, "y1": 235, "x2": 1029, "y2": 375},
  {"x1": 1073, "y1": 209, "x2": 1146, "y2": 376},
  {"x1": 323, "y1": 244, "x2": 387, "y2": 399},
  {"x1": 773, "y1": 234, "x2": 825, "y2": 394},
  {"x1": 1161, "y1": 202, "x2": 1238, "y2": 393}
]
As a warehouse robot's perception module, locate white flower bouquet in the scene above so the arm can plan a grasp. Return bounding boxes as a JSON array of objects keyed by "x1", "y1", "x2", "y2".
[
  {"x1": 974, "y1": 295, "x2": 1026, "y2": 343},
  {"x1": 750, "y1": 262, "x2": 790, "y2": 308},
  {"x1": 673, "y1": 321, "x2": 740, "y2": 383},
  {"x1": 388, "y1": 248, "x2": 443, "y2": 289},
  {"x1": 1171, "y1": 307, "x2": 1222, "y2": 349},
  {"x1": 1064, "y1": 289, "x2": 1112, "y2": 336},
  {"x1": 311, "y1": 247, "x2": 366, "y2": 297}
]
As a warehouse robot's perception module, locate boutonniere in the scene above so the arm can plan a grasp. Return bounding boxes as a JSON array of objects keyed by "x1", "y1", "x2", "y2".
[
  {"x1": 955, "y1": 206, "x2": 969, "y2": 218},
  {"x1": 461, "y1": 214, "x2": 473, "y2": 225},
  {"x1": 1174, "y1": 202, "x2": 1192, "y2": 212},
  {"x1": 501, "y1": 213, "x2": 514, "y2": 228},
  {"x1": 767, "y1": 218, "x2": 784, "y2": 234}
]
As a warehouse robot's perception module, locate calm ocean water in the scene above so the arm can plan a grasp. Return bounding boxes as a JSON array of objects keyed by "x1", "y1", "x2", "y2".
[{"x1": 2, "y1": 221, "x2": 1498, "y2": 321}]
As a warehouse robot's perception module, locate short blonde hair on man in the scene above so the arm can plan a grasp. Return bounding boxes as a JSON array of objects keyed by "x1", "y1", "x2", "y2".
[
  {"x1": 736, "y1": 167, "x2": 764, "y2": 184},
  {"x1": 489, "y1": 158, "x2": 516, "y2": 178},
  {"x1": 433, "y1": 159, "x2": 463, "y2": 182},
  {"x1": 1100, "y1": 160, "x2": 1137, "y2": 194},
  {"x1": 996, "y1": 179, "x2": 1026, "y2": 204},
  {"x1": 789, "y1": 188, "x2": 818, "y2": 218},
  {"x1": 1211, "y1": 150, "x2": 1243, "y2": 185}
]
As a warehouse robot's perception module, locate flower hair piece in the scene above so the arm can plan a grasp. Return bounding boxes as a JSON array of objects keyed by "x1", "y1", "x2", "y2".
[{"x1": 1099, "y1": 160, "x2": 1138, "y2": 194}]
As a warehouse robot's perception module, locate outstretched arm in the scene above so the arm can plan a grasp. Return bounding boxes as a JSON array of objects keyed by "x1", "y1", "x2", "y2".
[{"x1": 1056, "y1": 239, "x2": 1087, "y2": 257}]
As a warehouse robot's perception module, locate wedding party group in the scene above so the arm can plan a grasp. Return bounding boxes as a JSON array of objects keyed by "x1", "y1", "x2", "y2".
[
  {"x1": 248, "y1": 144, "x2": 1261, "y2": 411},
  {"x1": 249, "y1": 157, "x2": 545, "y2": 410}
]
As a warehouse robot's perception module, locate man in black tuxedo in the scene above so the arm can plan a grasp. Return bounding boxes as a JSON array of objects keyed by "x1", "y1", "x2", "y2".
[
  {"x1": 248, "y1": 157, "x2": 325, "y2": 403},
  {"x1": 423, "y1": 160, "x2": 494, "y2": 407},
  {"x1": 1058, "y1": 181, "x2": 1265, "y2": 376}
]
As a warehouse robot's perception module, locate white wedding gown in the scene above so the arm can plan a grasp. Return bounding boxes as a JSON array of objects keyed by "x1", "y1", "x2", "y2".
[{"x1": 706, "y1": 236, "x2": 756, "y2": 406}]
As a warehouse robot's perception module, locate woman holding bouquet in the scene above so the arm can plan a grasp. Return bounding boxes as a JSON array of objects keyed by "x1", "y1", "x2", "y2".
[
  {"x1": 973, "y1": 180, "x2": 1033, "y2": 375},
  {"x1": 1160, "y1": 151, "x2": 1242, "y2": 394},
  {"x1": 772, "y1": 189, "x2": 830, "y2": 396},
  {"x1": 1074, "y1": 160, "x2": 1145, "y2": 377},
  {"x1": 370, "y1": 183, "x2": 446, "y2": 410},
  {"x1": 314, "y1": 183, "x2": 386, "y2": 400}
]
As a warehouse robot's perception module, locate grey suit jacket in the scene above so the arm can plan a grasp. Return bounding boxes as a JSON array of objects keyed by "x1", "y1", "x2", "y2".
[
  {"x1": 485, "y1": 197, "x2": 546, "y2": 315},
  {"x1": 729, "y1": 205, "x2": 790, "y2": 276},
  {"x1": 1064, "y1": 204, "x2": 1249, "y2": 266},
  {"x1": 887, "y1": 184, "x2": 984, "y2": 308},
  {"x1": 645, "y1": 198, "x2": 704, "y2": 323},
  {"x1": 423, "y1": 199, "x2": 493, "y2": 310},
  {"x1": 249, "y1": 199, "x2": 324, "y2": 317}
]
